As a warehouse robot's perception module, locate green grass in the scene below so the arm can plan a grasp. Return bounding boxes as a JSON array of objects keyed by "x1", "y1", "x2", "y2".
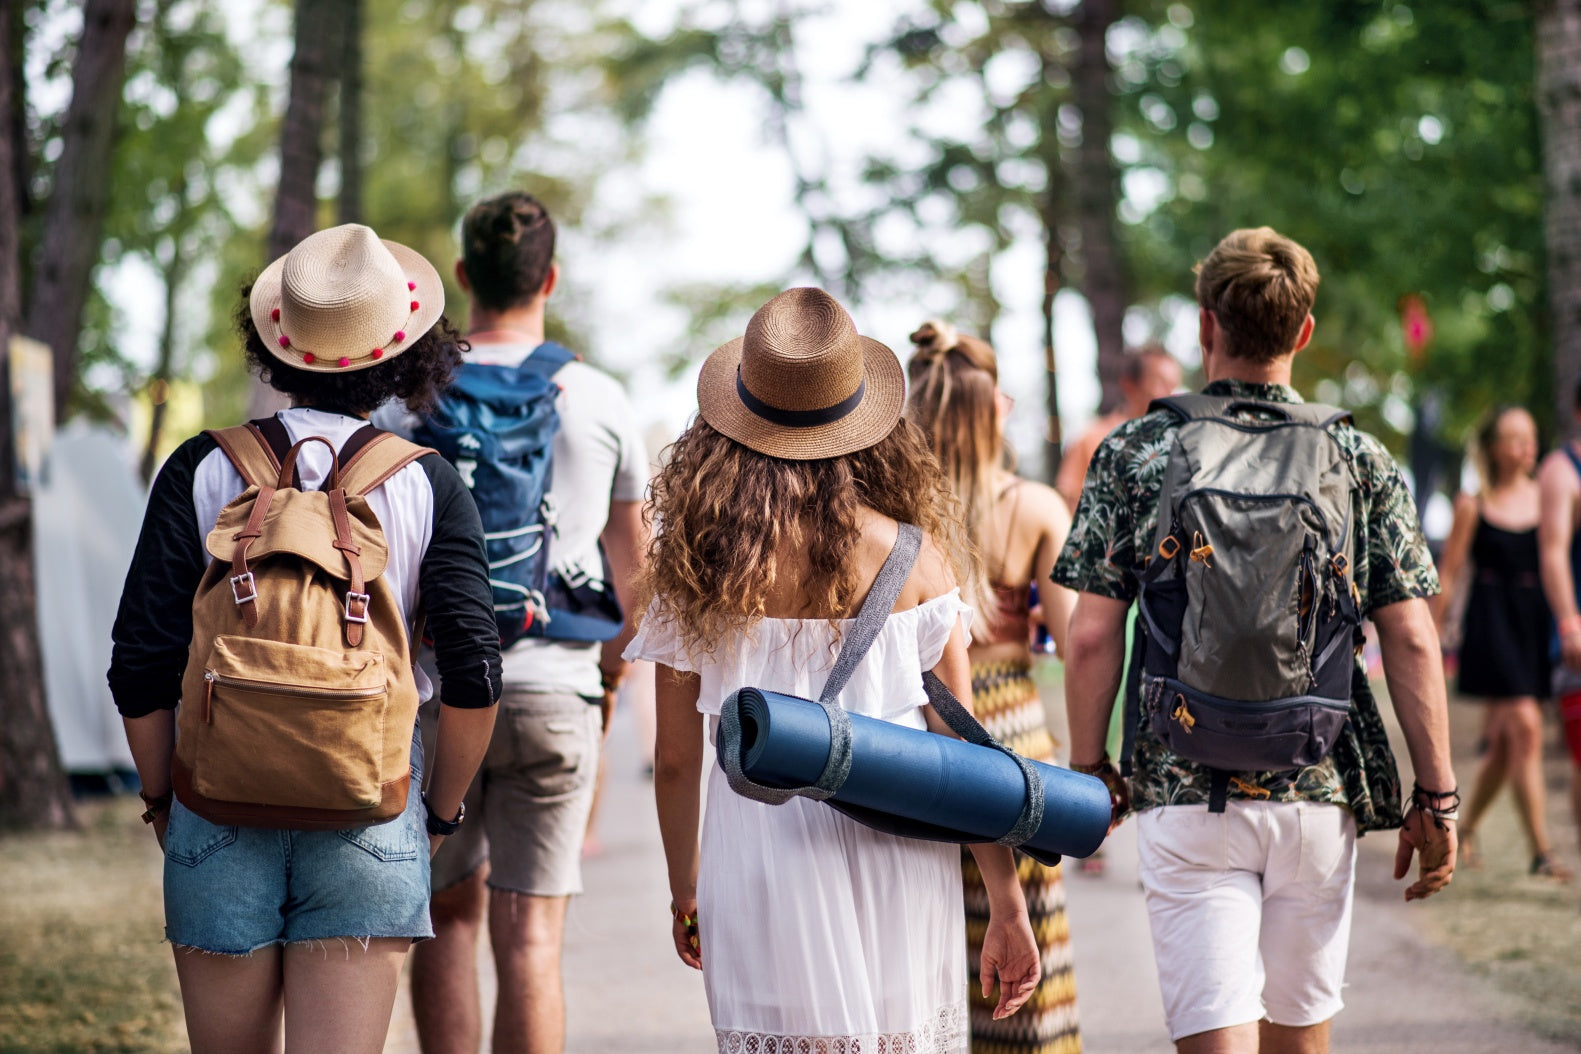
[{"x1": 0, "y1": 798, "x2": 184, "y2": 1053}]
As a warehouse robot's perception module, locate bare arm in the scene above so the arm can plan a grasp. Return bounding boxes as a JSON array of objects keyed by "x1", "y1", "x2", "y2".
[
  {"x1": 598, "y1": 499, "x2": 649, "y2": 728},
  {"x1": 1371, "y1": 597, "x2": 1457, "y2": 900},
  {"x1": 1063, "y1": 592, "x2": 1131, "y2": 767},
  {"x1": 1428, "y1": 493, "x2": 1477, "y2": 630},
  {"x1": 427, "y1": 703, "x2": 498, "y2": 856},
  {"x1": 924, "y1": 618, "x2": 1039, "y2": 1020},
  {"x1": 1028, "y1": 487, "x2": 1076, "y2": 659},
  {"x1": 1538, "y1": 453, "x2": 1581, "y2": 669},
  {"x1": 123, "y1": 710, "x2": 176, "y2": 845},
  {"x1": 653, "y1": 664, "x2": 705, "y2": 969}
]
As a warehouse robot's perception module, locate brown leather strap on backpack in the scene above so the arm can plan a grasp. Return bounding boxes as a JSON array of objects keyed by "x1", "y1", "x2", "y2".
[
  {"x1": 328, "y1": 486, "x2": 369, "y2": 646},
  {"x1": 206, "y1": 425, "x2": 282, "y2": 490},
  {"x1": 338, "y1": 432, "x2": 436, "y2": 496}
]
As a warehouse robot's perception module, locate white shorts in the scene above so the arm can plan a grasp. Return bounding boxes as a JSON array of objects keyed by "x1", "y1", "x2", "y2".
[{"x1": 1136, "y1": 800, "x2": 1357, "y2": 1041}]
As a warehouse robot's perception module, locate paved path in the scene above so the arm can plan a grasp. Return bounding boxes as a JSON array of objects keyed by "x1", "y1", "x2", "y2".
[{"x1": 386, "y1": 710, "x2": 1578, "y2": 1053}]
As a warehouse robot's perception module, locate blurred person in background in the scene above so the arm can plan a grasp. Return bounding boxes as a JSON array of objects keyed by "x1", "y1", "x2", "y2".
[
  {"x1": 1536, "y1": 381, "x2": 1581, "y2": 874},
  {"x1": 907, "y1": 319, "x2": 1082, "y2": 1053},
  {"x1": 1435, "y1": 405, "x2": 1567, "y2": 879},
  {"x1": 1055, "y1": 345, "x2": 1183, "y2": 509}
]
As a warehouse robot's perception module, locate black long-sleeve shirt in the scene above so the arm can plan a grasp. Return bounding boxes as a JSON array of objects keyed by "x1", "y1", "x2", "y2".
[{"x1": 108, "y1": 419, "x2": 502, "y2": 718}]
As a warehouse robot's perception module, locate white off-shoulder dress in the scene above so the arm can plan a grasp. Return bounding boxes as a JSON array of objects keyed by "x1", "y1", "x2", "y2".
[{"x1": 627, "y1": 590, "x2": 975, "y2": 1054}]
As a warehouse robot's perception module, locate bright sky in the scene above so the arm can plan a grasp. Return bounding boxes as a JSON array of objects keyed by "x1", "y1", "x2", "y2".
[{"x1": 90, "y1": 0, "x2": 1209, "y2": 475}]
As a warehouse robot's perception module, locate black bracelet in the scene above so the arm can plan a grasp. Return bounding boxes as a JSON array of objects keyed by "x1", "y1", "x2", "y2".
[{"x1": 1410, "y1": 781, "x2": 1460, "y2": 828}]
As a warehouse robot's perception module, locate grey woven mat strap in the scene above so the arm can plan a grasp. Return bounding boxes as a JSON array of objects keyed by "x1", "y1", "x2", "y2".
[
  {"x1": 717, "y1": 523, "x2": 922, "y2": 806},
  {"x1": 920, "y1": 671, "x2": 1045, "y2": 850}
]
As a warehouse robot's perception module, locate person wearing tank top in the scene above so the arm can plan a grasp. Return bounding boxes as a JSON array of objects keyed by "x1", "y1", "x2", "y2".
[
  {"x1": 1435, "y1": 405, "x2": 1569, "y2": 879},
  {"x1": 905, "y1": 320, "x2": 1084, "y2": 1053},
  {"x1": 1536, "y1": 384, "x2": 1581, "y2": 877}
]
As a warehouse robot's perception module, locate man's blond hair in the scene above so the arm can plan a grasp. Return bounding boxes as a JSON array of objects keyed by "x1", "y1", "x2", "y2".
[{"x1": 1193, "y1": 227, "x2": 1319, "y2": 363}]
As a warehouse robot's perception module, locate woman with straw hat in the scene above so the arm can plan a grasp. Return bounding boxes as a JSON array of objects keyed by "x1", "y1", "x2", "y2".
[
  {"x1": 109, "y1": 224, "x2": 501, "y2": 1053},
  {"x1": 627, "y1": 287, "x2": 1040, "y2": 1051},
  {"x1": 907, "y1": 320, "x2": 1082, "y2": 1053}
]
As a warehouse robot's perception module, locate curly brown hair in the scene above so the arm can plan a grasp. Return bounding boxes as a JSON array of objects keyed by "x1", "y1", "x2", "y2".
[
  {"x1": 237, "y1": 284, "x2": 466, "y2": 416},
  {"x1": 639, "y1": 416, "x2": 984, "y2": 659}
]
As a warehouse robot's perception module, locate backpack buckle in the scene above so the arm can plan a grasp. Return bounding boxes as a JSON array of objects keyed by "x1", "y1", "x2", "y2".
[
  {"x1": 230, "y1": 572, "x2": 257, "y2": 605},
  {"x1": 1158, "y1": 535, "x2": 1181, "y2": 560},
  {"x1": 345, "y1": 590, "x2": 371, "y2": 624}
]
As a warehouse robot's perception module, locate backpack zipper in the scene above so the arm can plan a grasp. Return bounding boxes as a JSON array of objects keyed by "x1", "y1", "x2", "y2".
[
  {"x1": 1173, "y1": 488, "x2": 1333, "y2": 546},
  {"x1": 202, "y1": 670, "x2": 384, "y2": 723}
]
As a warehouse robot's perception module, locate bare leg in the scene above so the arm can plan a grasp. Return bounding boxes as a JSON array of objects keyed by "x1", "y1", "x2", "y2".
[
  {"x1": 280, "y1": 937, "x2": 409, "y2": 1054},
  {"x1": 1460, "y1": 705, "x2": 1512, "y2": 846},
  {"x1": 410, "y1": 866, "x2": 488, "y2": 1054},
  {"x1": 1502, "y1": 698, "x2": 1556, "y2": 858},
  {"x1": 1261, "y1": 1019, "x2": 1331, "y2": 1054},
  {"x1": 1176, "y1": 1022, "x2": 1259, "y2": 1053},
  {"x1": 172, "y1": 944, "x2": 284, "y2": 1054},
  {"x1": 490, "y1": 891, "x2": 571, "y2": 1054}
]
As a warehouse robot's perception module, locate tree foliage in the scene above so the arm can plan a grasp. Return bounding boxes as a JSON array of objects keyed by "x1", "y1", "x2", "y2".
[{"x1": 1115, "y1": 0, "x2": 1546, "y2": 449}]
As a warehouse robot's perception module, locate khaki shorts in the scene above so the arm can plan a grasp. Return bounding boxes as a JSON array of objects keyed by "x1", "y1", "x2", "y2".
[
  {"x1": 424, "y1": 689, "x2": 603, "y2": 897},
  {"x1": 1136, "y1": 801, "x2": 1356, "y2": 1040}
]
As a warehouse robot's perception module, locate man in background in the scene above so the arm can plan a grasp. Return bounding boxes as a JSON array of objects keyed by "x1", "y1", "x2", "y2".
[
  {"x1": 409, "y1": 191, "x2": 649, "y2": 1054},
  {"x1": 1056, "y1": 345, "x2": 1182, "y2": 508}
]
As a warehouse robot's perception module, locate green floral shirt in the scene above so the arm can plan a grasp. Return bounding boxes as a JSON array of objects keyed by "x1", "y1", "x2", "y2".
[{"x1": 1051, "y1": 380, "x2": 1439, "y2": 832}]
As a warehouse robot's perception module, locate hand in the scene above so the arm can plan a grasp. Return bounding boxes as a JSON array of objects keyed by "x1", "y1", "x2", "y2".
[
  {"x1": 429, "y1": 832, "x2": 447, "y2": 859},
  {"x1": 152, "y1": 811, "x2": 169, "y2": 851},
  {"x1": 670, "y1": 897, "x2": 702, "y2": 970},
  {"x1": 1074, "y1": 758, "x2": 1131, "y2": 834},
  {"x1": 979, "y1": 908, "x2": 1040, "y2": 1019},
  {"x1": 1563, "y1": 629, "x2": 1581, "y2": 673},
  {"x1": 1393, "y1": 806, "x2": 1456, "y2": 901}
]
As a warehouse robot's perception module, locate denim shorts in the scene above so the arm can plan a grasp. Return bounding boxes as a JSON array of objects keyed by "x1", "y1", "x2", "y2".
[{"x1": 163, "y1": 729, "x2": 433, "y2": 955}]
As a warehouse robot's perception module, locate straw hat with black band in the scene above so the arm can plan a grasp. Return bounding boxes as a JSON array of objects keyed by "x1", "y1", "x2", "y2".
[
  {"x1": 250, "y1": 223, "x2": 446, "y2": 374},
  {"x1": 697, "y1": 287, "x2": 905, "y2": 461}
]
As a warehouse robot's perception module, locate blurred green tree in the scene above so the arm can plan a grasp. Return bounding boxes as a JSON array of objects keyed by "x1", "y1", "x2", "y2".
[{"x1": 1115, "y1": 0, "x2": 1546, "y2": 461}]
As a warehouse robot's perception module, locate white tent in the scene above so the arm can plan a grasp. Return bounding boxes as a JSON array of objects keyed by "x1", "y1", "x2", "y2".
[{"x1": 33, "y1": 421, "x2": 144, "y2": 773}]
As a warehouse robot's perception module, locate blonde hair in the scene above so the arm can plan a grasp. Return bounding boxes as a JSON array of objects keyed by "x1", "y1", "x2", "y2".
[
  {"x1": 1193, "y1": 227, "x2": 1319, "y2": 363},
  {"x1": 638, "y1": 417, "x2": 982, "y2": 659},
  {"x1": 905, "y1": 319, "x2": 1004, "y2": 626}
]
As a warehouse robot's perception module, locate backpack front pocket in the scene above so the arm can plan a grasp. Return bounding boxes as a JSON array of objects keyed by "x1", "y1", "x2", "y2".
[{"x1": 190, "y1": 635, "x2": 390, "y2": 810}]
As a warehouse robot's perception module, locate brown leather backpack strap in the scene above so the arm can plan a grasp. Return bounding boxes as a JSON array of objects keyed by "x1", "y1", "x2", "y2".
[
  {"x1": 206, "y1": 425, "x2": 281, "y2": 489},
  {"x1": 228, "y1": 481, "x2": 276, "y2": 629},
  {"x1": 339, "y1": 432, "x2": 437, "y2": 496},
  {"x1": 328, "y1": 486, "x2": 369, "y2": 647}
]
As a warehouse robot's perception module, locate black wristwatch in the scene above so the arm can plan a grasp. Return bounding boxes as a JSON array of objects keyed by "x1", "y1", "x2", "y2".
[{"x1": 422, "y1": 794, "x2": 466, "y2": 836}]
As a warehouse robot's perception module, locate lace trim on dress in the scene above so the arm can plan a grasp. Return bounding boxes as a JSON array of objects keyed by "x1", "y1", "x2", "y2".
[{"x1": 714, "y1": 1003, "x2": 967, "y2": 1054}]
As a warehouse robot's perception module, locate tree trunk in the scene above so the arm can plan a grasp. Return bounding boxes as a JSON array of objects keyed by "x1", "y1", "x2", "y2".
[
  {"x1": 1072, "y1": 0, "x2": 1127, "y2": 414},
  {"x1": 1539, "y1": 0, "x2": 1581, "y2": 436},
  {"x1": 23, "y1": 0, "x2": 135, "y2": 425},
  {"x1": 252, "y1": 0, "x2": 344, "y2": 420},
  {"x1": 140, "y1": 179, "x2": 189, "y2": 484},
  {"x1": 337, "y1": 0, "x2": 363, "y2": 225},
  {"x1": 1041, "y1": 205, "x2": 1065, "y2": 485},
  {"x1": 0, "y1": 6, "x2": 74, "y2": 831}
]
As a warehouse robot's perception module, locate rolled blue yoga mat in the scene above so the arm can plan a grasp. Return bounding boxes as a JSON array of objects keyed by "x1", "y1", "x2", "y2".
[{"x1": 734, "y1": 689, "x2": 1112, "y2": 859}]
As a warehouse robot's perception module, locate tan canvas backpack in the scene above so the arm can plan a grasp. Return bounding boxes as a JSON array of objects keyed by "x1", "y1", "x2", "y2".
[{"x1": 172, "y1": 421, "x2": 435, "y2": 830}]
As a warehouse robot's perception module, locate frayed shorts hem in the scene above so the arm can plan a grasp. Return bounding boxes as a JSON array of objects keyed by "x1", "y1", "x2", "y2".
[{"x1": 167, "y1": 931, "x2": 427, "y2": 957}]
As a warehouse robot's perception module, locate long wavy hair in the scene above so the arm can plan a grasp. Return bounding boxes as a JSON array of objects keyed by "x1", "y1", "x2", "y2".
[
  {"x1": 905, "y1": 320, "x2": 1006, "y2": 584},
  {"x1": 639, "y1": 416, "x2": 983, "y2": 659}
]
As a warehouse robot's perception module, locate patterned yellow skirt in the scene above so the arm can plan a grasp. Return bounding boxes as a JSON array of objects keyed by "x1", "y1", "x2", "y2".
[{"x1": 963, "y1": 658, "x2": 1081, "y2": 1054}]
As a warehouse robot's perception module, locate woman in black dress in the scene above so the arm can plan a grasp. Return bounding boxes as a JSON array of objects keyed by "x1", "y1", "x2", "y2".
[{"x1": 1434, "y1": 405, "x2": 1569, "y2": 879}]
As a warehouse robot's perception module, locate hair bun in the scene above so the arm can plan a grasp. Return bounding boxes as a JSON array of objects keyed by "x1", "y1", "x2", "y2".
[{"x1": 909, "y1": 319, "x2": 958, "y2": 358}]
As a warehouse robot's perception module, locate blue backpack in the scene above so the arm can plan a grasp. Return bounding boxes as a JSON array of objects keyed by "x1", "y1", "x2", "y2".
[{"x1": 415, "y1": 343, "x2": 622, "y2": 648}]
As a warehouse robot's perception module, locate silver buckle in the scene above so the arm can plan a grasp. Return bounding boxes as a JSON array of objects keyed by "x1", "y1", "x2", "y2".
[
  {"x1": 230, "y1": 572, "x2": 257, "y2": 605},
  {"x1": 344, "y1": 590, "x2": 371, "y2": 624}
]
